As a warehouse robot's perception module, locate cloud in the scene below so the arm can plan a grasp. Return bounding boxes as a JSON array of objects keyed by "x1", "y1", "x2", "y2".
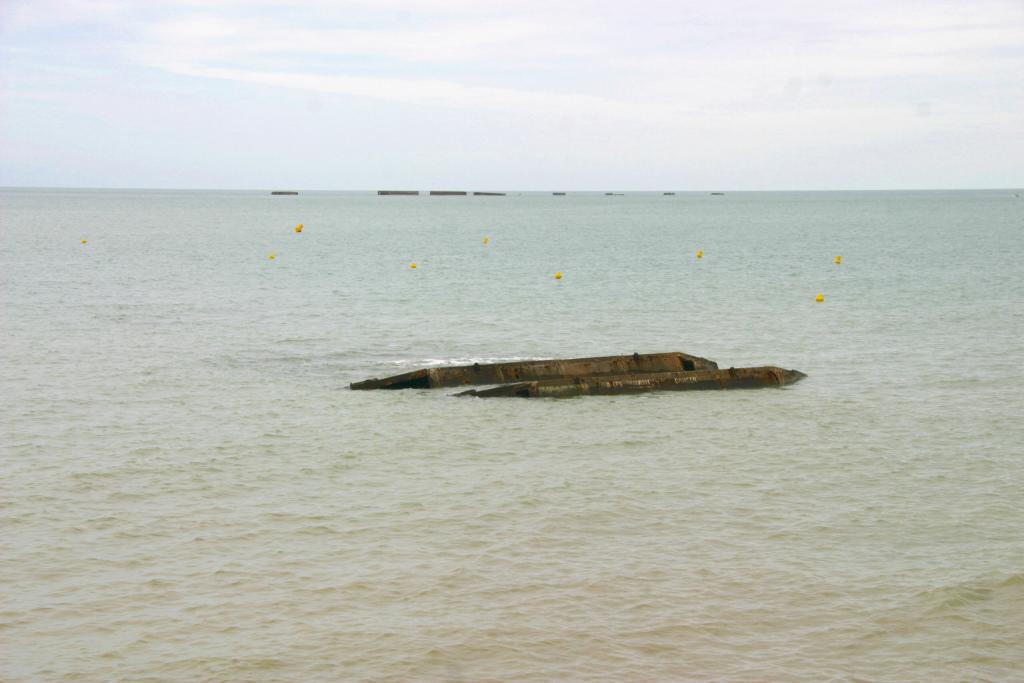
[
  {"x1": 143, "y1": 16, "x2": 592, "y2": 63},
  {"x1": 120, "y1": 0, "x2": 1023, "y2": 114},
  {"x1": 2, "y1": 0, "x2": 1022, "y2": 188},
  {"x1": 159, "y1": 62, "x2": 679, "y2": 125}
]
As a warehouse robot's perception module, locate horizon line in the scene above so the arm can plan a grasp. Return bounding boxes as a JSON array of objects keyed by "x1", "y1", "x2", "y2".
[{"x1": 2, "y1": 185, "x2": 1021, "y2": 193}]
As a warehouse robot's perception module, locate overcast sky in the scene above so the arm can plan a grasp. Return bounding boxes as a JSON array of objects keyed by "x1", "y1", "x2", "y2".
[{"x1": 1, "y1": 0, "x2": 1021, "y2": 190}]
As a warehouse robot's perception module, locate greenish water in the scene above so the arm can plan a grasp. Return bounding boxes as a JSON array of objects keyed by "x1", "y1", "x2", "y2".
[{"x1": 2, "y1": 188, "x2": 1023, "y2": 681}]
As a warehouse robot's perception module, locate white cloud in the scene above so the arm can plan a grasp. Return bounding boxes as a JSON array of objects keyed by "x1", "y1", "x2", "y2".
[
  {"x1": 122, "y1": 0, "x2": 1024, "y2": 113},
  {"x1": 2, "y1": 0, "x2": 1022, "y2": 188},
  {"x1": 160, "y1": 62, "x2": 679, "y2": 125},
  {"x1": 139, "y1": 17, "x2": 594, "y2": 66}
]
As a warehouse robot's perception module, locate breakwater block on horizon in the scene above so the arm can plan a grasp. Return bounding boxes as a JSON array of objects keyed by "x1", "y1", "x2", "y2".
[
  {"x1": 473, "y1": 192, "x2": 506, "y2": 196},
  {"x1": 351, "y1": 352, "x2": 719, "y2": 390},
  {"x1": 429, "y1": 190, "x2": 468, "y2": 196},
  {"x1": 378, "y1": 190, "x2": 419, "y2": 195},
  {"x1": 271, "y1": 191, "x2": 299, "y2": 195}
]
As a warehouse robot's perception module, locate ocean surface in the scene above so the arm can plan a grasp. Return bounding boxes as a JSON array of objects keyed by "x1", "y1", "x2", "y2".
[{"x1": 2, "y1": 188, "x2": 1022, "y2": 681}]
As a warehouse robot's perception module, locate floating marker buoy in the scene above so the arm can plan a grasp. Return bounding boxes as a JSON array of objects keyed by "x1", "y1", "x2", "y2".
[
  {"x1": 697, "y1": 249, "x2": 703, "y2": 259},
  {"x1": 295, "y1": 223, "x2": 303, "y2": 233},
  {"x1": 815, "y1": 293, "x2": 824, "y2": 302},
  {"x1": 81, "y1": 239, "x2": 87, "y2": 244},
  {"x1": 554, "y1": 271, "x2": 563, "y2": 280},
  {"x1": 835, "y1": 255, "x2": 842, "y2": 265},
  {"x1": 410, "y1": 262, "x2": 417, "y2": 269},
  {"x1": 483, "y1": 236, "x2": 489, "y2": 245},
  {"x1": 269, "y1": 252, "x2": 277, "y2": 260}
]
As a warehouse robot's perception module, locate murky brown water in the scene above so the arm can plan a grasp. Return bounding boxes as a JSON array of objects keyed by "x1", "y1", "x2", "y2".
[{"x1": 3, "y1": 189, "x2": 1022, "y2": 681}]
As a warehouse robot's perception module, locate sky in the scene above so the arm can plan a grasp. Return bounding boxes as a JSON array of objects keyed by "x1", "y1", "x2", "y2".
[{"x1": 0, "y1": 0, "x2": 1021, "y2": 190}]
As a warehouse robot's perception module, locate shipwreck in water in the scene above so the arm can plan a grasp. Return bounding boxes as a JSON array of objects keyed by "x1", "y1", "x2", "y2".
[
  {"x1": 456, "y1": 366, "x2": 805, "y2": 398},
  {"x1": 350, "y1": 352, "x2": 804, "y2": 397}
]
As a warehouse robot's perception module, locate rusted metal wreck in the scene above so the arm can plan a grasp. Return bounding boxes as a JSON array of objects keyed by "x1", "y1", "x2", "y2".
[
  {"x1": 350, "y1": 352, "x2": 718, "y2": 390},
  {"x1": 455, "y1": 366, "x2": 806, "y2": 398},
  {"x1": 350, "y1": 351, "x2": 804, "y2": 397}
]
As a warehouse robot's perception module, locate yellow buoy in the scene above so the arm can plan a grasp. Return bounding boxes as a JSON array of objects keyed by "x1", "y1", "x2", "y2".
[
  {"x1": 483, "y1": 236, "x2": 489, "y2": 245},
  {"x1": 815, "y1": 293, "x2": 824, "y2": 302},
  {"x1": 80, "y1": 239, "x2": 87, "y2": 244},
  {"x1": 295, "y1": 223, "x2": 304, "y2": 233},
  {"x1": 410, "y1": 262, "x2": 417, "y2": 269},
  {"x1": 835, "y1": 255, "x2": 842, "y2": 264},
  {"x1": 554, "y1": 271, "x2": 563, "y2": 280},
  {"x1": 268, "y1": 252, "x2": 277, "y2": 260},
  {"x1": 696, "y1": 249, "x2": 703, "y2": 259}
]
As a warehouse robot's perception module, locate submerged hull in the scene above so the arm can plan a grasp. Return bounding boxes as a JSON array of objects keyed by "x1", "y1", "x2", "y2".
[
  {"x1": 350, "y1": 352, "x2": 719, "y2": 390},
  {"x1": 455, "y1": 366, "x2": 806, "y2": 398}
]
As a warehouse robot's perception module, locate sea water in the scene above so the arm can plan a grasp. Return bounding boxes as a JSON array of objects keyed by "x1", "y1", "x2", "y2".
[{"x1": 2, "y1": 188, "x2": 1022, "y2": 681}]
